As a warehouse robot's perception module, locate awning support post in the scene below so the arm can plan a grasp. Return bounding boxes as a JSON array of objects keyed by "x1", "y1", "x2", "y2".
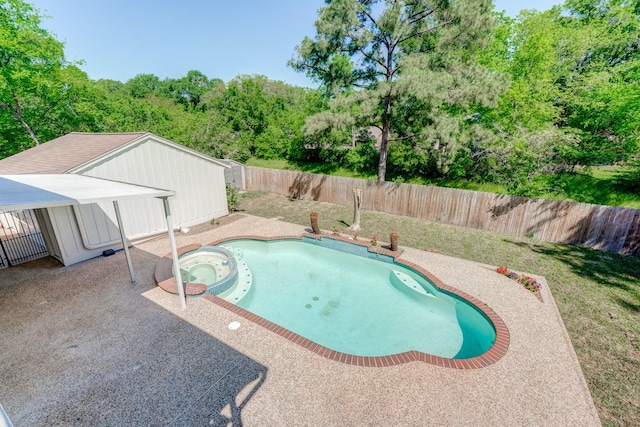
[
  {"x1": 113, "y1": 200, "x2": 135, "y2": 283},
  {"x1": 163, "y1": 197, "x2": 186, "y2": 310}
]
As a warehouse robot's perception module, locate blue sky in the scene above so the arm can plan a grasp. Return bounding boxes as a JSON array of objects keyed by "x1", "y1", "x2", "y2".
[{"x1": 30, "y1": 0, "x2": 563, "y2": 88}]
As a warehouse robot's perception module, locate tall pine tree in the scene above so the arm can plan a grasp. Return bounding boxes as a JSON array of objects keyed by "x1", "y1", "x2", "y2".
[{"x1": 290, "y1": 0, "x2": 506, "y2": 181}]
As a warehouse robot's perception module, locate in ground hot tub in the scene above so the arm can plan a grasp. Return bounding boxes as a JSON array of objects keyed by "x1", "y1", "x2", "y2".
[{"x1": 176, "y1": 246, "x2": 253, "y2": 302}]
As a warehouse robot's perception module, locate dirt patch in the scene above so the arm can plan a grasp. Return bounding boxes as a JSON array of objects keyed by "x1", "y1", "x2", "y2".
[{"x1": 180, "y1": 213, "x2": 246, "y2": 235}]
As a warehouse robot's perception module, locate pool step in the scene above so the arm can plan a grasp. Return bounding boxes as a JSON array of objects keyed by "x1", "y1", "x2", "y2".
[
  {"x1": 217, "y1": 253, "x2": 254, "y2": 304},
  {"x1": 390, "y1": 270, "x2": 437, "y2": 298}
]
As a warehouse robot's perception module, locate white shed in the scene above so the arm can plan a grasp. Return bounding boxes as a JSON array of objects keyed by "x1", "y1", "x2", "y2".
[{"x1": 0, "y1": 132, "x2": 229, "y2": 266}]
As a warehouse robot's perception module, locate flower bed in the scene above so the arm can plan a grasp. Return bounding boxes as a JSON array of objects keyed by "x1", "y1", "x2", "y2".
[{"x1": 497, "y1": 266, "x2": 542, "y2": 293}]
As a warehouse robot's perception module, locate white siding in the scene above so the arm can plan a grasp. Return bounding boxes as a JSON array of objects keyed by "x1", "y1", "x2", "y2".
[
  {"x1": 73, "y1": 204, "x2": 121, "y2": 248},
  {"x1": 34, "y1": 209, "x2": 63, "y2": 263},
  {"x1": 77, "y1": 138, "x2": 228, "y2": 240},
  {"x1": 47, "y1": 206, "x2": 122, "y2": 266}
]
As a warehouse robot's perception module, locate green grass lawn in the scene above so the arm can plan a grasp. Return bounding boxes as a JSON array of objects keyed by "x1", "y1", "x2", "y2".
[
  {"x1": 246, "y1": 158, "x2": 377, "y2": 180},
  {"x1": 536, "y1": 166, "x2": 640, "y2": 209},
  {"x1": 237, "y1": 190, "x2": 640, "y2": 427},
  {"x1": 245, "y1": 158, "x2": 640, "y2": 208}
]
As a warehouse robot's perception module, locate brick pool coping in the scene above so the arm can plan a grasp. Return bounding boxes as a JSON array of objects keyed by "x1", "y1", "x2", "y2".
[{"x1": 154, "y1": 233, "x2": 510, "y2": 369}]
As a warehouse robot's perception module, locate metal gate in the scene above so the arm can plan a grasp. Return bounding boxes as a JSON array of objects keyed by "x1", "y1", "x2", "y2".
[{"x1": 0, "y1": 209, "x2": 50, "y2": 268}]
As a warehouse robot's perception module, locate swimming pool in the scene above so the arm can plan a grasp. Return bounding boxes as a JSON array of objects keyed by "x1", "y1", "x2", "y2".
[{"x1": 213, "y1": 236, "x2": 497, "y2": 360}]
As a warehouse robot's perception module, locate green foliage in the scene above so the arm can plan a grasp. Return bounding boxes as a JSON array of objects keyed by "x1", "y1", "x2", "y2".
[
  {"x1": 343, "y1": 141, "x2": 378, "y2": 173},
  {"x1": 558, "y1": 0, "x2": 640, "y2": 166},
  {"x1": 468, "y1": 2, "x2": 640, "y2": 193},
  {"x1": 164, "y1": 70, "x2": 214, "y2": 110},
  {"x1": 291, "y1": 0, "x2": 505, "y2": 181},
  {"x1": 3, "y1": 0, "x2": 639, "y2": 210},
  {"x1": 225, "y1": 182, "x2": 239, "y2": 212},
  {"x1": 0, "y1": 3, "x2": 323, "y2": 164},
  {"x1": 504, "y1": 167, "x2": 640, "y2": 208},
  {"x1": 481, "y1": 126, "x2": 580, "y2": 195},
  {"x1": 124, "y1": 73, "x2": 162, "y2": 99},
  {"x1": 0, "y1": 0, "x2": 69, "y2": 149},
  {"x1": 198, "y1": 75, "x2": 324, "y2": 163},
  {"x1": 614, "y1": 160, "x2": 640, "y2": 194},
  {"x1": 387, "y1": 139, "x2": 432, "y2": 179}
]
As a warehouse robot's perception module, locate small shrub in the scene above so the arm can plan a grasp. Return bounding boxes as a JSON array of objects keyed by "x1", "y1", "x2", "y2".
[
  {"x1": 343, "y1": 141, "x2": 379, "y2": 173},
  {"x1": 226, "y1": 183, "x2": 239, "y2": 212}
]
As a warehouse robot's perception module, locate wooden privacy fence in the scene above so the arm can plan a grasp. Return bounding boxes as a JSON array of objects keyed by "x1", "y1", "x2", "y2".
[{"x1": 245, "y1": 167, "x2": 640, "y2": 256}]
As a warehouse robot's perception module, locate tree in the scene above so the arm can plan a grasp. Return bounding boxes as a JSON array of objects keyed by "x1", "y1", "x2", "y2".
[
  {"x1": 0, "y1": 0, "x2": 67, "y2": 150},
  {"x1": 291, "y1": 0, "x2": 504, "y2": 181},
  {"x1": 124, "y1": 73, "x2": 162, "y2": 99},
  {"x1": 468, "y1": 9, "x2": 582, "y2": 189},
  {"x1": 482, "y1": 10, "x2": 569, "y2": 132},
  {"x1": 470, "y1": 3, "x2": 640, "y2": 193},
  {"x1": 199, "y1": 75, "x2": 325, "y2": 162},
  {"x1": 163, "y1": 70, "x2": 214, "y2": 110},
  {"x1": 34, "y1": 65, "x2": 108, "y2": 139},
  {"x1": 349, "y1": 188, "x2": 363, "y2": 231},
  {"x1": 560, "y1": 0, "x2": 640, "y2": 166}
]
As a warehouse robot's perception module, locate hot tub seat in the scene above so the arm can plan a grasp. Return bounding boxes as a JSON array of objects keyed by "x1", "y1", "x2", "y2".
[{"x1": 157, "y1": 277, "x2": 207, "y2": 296}]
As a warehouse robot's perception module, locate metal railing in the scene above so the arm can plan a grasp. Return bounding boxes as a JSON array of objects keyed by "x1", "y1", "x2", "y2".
[{"x1": 0, "y1": 210, "x2": 49, "y2": 267}]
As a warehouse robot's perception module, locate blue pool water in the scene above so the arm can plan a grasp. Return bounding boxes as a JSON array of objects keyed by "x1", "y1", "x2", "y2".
[{"x1": 217, "y1": 238, "x2": 496, "y2": 359}]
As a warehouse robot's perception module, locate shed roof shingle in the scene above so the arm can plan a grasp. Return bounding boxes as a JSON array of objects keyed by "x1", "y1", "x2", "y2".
[{"x1": 0, "y1": 132, "x2": 147, "y2": 174}]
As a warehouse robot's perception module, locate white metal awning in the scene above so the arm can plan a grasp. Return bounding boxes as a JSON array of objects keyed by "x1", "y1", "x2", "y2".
[
  {"x1": 0, "y1": 174, "x2": 188, "y2": 309},
  {"x1": 0, "y1": 174, "x2": 174, "y2": 211}
]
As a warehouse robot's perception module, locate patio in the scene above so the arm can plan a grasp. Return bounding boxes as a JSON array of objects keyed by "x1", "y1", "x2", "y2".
[{"x1": 0, "y1": 214, "x2": 601, "y2": 426}]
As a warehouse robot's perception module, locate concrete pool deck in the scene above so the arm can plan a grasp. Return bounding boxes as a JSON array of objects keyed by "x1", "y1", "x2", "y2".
[{"x1": 0, "y1": 214, "x2": 601, "y2": 426}]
